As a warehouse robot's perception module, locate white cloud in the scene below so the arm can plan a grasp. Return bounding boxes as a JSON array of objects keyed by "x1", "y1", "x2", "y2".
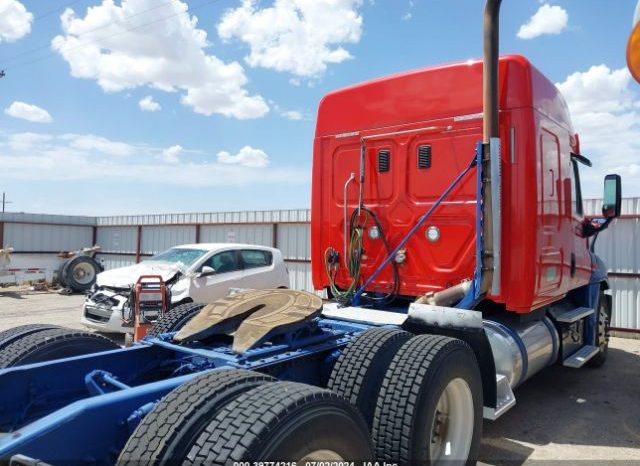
[
  {"x1": 217, "y1": 145, "x2": 269, "y2": 168},
  {"x1": 557, "y1": 65, "x2": 640, "y2": 196},
  {"x1": 162, "y1": 144, "x2": 183, "y2": 164},
  {"x1": 0, "y1": 131, "x2": 307, "y2": 188},
  {"x1": 139, "y1": 95, "x2": 161, "y2": 112},
  {"x1": 217, "y1": 0, "x2": 363, "y2": 79},
  {"x1": 270, "y1": 101, "x2": 306, "y2": 120},
  {"x1": 517, "y1": 4, "x2": 568, "y2": 40},
  {"x1": 59, "y1": 133, "x2": 135, "y2": 156},
  {"x1": 0, "y1": 0, "x2": 33, "y2": 42},
  {"x1": 51, "y1": 0, "x2": 268, "y2": 119},
  {"x1": 7, "y1": 132, "x2": 53, "y2": 151},
  {"x1": 281, "y1": 110, "x2": 303, "y2": 120},
  {"x1": 4, "y1": 101, "x2": 53, "y2": 123}
]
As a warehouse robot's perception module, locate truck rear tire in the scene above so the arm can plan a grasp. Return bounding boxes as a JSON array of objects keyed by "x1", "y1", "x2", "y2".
[
  {"x1": 589, "y1": 291, "x2": 611, "y2": 368},
  {"x1": 146, "y1": 303, "x2": 205, "y2": 338},
  {"x1": 0, "y1": 328, "x2": 119, "y2": 368},
  {"x1": 0, "y1": 324, "x2": 61, "y2": 351},
  {"x1": 185, "y1": 382, "x2": 374, "y2": 464},
  {"x1": 327, "y1": 328, "x2": 412, "y2": 427},
  {"x1": 118, "y1": 368, "x2": 275, "y2": 465},
  {"x1": 372, "y1": 334, "x2": 483, "y2": 465}
]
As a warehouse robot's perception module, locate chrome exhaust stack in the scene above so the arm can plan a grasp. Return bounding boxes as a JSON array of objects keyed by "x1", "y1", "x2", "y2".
[{"x1": 480, "y1": 0, "x2": 503, "y2": 297}]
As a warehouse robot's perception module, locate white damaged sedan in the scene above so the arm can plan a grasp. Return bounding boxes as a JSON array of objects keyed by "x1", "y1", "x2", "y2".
[{"x1": 81, "y1": 243, "x2": 289, "y2": 334}]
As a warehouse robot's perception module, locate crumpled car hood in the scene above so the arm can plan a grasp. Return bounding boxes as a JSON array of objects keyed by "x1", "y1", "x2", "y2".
[{"x1": 96, "y1": 261, "x2": 184, "y2": 288}]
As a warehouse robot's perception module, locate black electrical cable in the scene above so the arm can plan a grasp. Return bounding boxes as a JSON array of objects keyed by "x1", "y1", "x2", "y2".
[
  {"x1": 358, "y1": 206, "x2": 400, "y2": 305},
  {"x1": 323, "y1": 206, "x2": 400, "y2": 306}
]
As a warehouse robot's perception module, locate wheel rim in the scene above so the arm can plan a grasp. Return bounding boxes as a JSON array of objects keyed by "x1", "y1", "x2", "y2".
[
  {"x1": 299, "y1": 449, "x2": 344, "y2": 462},
  {"x1": 72, "y1": 262, "x2": 96, "y2": 285},
  {"x1": 429, "y1": 377, "x2": 474, "y2": 462},
  {"x1": 597, "y1": 300, "x2": 610, "y2": 350}
]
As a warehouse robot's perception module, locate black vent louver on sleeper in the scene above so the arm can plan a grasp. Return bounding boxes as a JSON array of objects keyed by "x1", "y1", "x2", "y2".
[
  {"x1": 378, "y1": 150, "x2": 390, "y2": 173},
  {"x1": 417, "y1": 145, "x2": 431, "y2": 169}
]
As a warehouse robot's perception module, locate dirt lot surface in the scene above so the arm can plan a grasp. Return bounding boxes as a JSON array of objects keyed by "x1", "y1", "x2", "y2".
[
  {"x1": 480, "y1": 337, "x2": 640, "y2": 464},
  {"x1": 0, "y1": 287, "x2": 638, "y2": 464},
  {"x1": 0, "y1": 286, "x2": 86, "y2": 331}
]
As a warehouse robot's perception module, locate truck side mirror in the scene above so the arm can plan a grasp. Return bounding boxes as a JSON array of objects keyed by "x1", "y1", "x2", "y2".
[
  {"x1": 602, "y1": 174, "x2": 622, "y2": 218},
  {"x1": 199, "y1": 266, "x2": 216, "y2": 277}
]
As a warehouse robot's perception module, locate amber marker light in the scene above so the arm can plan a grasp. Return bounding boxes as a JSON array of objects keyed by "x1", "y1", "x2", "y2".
[{"x1": 627, "y1": 0, "x2": 640, "y2": 83}]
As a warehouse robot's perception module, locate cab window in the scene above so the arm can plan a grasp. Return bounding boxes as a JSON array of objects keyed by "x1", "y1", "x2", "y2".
[
  {"x1": 200, "y1": 251, "x2": 240, "y2": 274},
  {"x1": 570, "y1": 159, "x2": 584, "y2": 216},
  {"x1": 240, "y1": 250, "x2": 272, "y2": 269}
]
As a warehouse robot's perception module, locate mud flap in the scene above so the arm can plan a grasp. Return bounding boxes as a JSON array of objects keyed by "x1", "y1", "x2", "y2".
[{"x1": 173, "y1": 290, "x2": 323, "y2": 353}]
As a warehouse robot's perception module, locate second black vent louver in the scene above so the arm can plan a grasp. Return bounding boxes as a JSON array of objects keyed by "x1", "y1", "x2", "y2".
[{"x1": 417, "y1": 145, "x2": 432, "y2": 169}]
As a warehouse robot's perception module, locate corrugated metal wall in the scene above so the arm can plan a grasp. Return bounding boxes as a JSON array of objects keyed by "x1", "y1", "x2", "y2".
[
  {"x1": 277, "y1": 224, "x2": 311, "y2": 261},
  {"x1": 98, "y1": 254, "x2": 137, "y2": 271},
  {"x1": 95, "y1": 209, "x2": 310, "y2": 226},
  {"x1": 96, "y1": 227, "x2": 138, "y2": 254},
  {"x1": 200, "y1": 225, "x2": 273, "y2": 246},
  {"x1": 2, "y1": 203, "x2": 639, "y2": 331},
  {"x1": 140, "y1": 226, "x2": 196, "y2": 255},
  {"x1": 584, "y1": 199, "x2": 640, "y2": 330},
  {"x1": 4, "y1": 223, "x2": 93, "y2": 252}
]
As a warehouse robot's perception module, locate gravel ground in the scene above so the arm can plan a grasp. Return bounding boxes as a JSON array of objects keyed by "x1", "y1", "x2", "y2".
[
  {"x1": 0, "y1": 286, "x2": 86, "y2": 331},
  {"x1": 0, "y1": 287, "x2": 638, "y2": 464}
]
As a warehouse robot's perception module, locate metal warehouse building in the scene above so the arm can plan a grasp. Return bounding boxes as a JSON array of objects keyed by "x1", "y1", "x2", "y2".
[{"x1": 1, "y1": 201, "x2": 638, "y2": 331}]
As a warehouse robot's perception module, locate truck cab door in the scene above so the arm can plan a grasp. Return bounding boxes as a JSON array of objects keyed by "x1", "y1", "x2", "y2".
[{"x1": 539, "y1": 129, "x2": 563, "y2": 294}]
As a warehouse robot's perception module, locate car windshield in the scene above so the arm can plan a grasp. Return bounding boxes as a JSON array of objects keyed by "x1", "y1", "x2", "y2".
[{"x1": 147, "y1": 248, "x2": 208, "y2": 268}]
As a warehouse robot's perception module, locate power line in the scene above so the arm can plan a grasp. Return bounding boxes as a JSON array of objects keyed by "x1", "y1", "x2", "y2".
[
  {"x1": 0, "y1": 0, "x2": 85, "y2": 23},
  {"x1": 33, "y1": 0, "x2": 88, "y2": 21},
  {"x1": 0, "y1": 0, "x2": 181, "y2": 68},
  {"x1": 3, "y1": 0, "x2": 225, "y2": 73}
]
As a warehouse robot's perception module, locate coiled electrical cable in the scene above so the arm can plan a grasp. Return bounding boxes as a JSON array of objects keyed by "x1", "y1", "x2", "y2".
[{"x1": 324, "y1": 207, "x2": 400, "y2": 306}]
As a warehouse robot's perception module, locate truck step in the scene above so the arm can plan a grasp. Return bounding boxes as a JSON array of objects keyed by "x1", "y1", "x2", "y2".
[
  {"x1": 483, "y1": 374, "x2": 516, "y2": 421},
  {"x1": 554, "y1": 307, "x2": 594, "y2": 323},
  {"x1": 563, "y1": 345, "x2": 599, "y2": 368}
]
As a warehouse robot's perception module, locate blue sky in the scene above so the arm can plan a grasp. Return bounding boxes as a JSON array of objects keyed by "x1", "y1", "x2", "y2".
[{"x1": 0, "y1": 0, "x2": 638, "y2": 215}]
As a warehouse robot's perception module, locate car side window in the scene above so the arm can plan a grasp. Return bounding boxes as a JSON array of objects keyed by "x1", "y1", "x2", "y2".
[
  {"x1": 201, "y1": 251, "x2": 240, "y2": 274},
  {"x1": 240, "y1": 250, "x2": 272, "y2": 269}
]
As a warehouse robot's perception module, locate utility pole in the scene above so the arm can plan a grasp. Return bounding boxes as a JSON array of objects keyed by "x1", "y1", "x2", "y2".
[{"x1": 1, "y1": 192, "x2": 12, "y2": 213}]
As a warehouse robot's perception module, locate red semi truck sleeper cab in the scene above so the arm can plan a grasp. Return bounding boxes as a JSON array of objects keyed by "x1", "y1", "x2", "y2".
[{"x1": 312, "y1": 55, "x2": 593, "y2": 313}]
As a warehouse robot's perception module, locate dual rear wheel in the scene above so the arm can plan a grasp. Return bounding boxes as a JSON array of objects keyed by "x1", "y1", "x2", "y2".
[
  {"x1": 330, "y1": 329, "x2": 483, "y2": 465},
  {"x1": 119, "y1": 329, "x2": 482, "y2": 465},
  {"x1": 118, "y1": 369, "x2": 374, "y2": 465}
]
